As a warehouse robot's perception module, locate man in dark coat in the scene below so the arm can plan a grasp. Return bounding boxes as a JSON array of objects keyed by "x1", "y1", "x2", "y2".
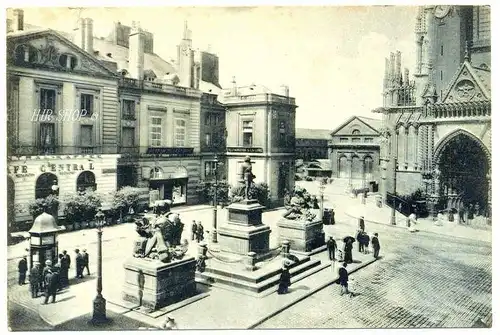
[
  {"x1": 359, "y1": 216, "x2": 365, "y2": 232},
  {"x1": 326, "y1": 237, "x2": 337, "y2": 261},
  {"x1": 82, "y1": 249, "x2": 90, "y2": 276},
  {"x1": 191, "y1": 220, "x2": 198, "y2": 241},
  {"x1": 61, "y1": 250, "x2": 70, "y2": 286},
  {"x1": 42, "y1": 260, "x2": 52, "y2": 290},
  {"x1": 43, "y1": 269, "x2": 58, "y2": 304},
  {"x1": 344, "y1": 240, "x2": 353, "y2": 264},
  {"x1": 372, "y1": 233, "x2": 381, "y2": 259},
  {"x1": 459, "y1": 205, "x2": 466, "y2": 224},
  {"x1": 197, "y1": 221, "x2": 204, "y2": 242},
  {"x1": 18, "y1": 256, "x2": 28, "y2": 285},
  {"x1": 277, "y1": 264, "x2": 291, "y2": 295},
  {"x1": 338, "y1": 262, "x2": 352, "y2": 297},
  {"x1": 356, "y1": 230, "x2": 365, "y2": 253},
  {"x1": 29, "y1": 262, "x2": 41, "y2": 298},
  {"x1": 75, "y1": 249, "x2": 83, "y2": 278}
]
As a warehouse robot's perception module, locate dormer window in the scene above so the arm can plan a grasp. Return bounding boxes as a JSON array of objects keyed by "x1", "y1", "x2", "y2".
[
  {"x1": 58, "y1": 54, "x2": 78, "y2": 70},
  {"x1": 15, "y1": 44, "x2": 38, "y2": 63}
]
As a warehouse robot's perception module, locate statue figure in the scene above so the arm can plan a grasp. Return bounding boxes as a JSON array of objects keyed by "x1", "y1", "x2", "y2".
[
  {"x1": 282, "y1": 187, "x2": 317, "y2": 222},
  {"x1": 239, "y1": 156, "x2": 256, "y2": 200},
  {"x1": 132, "y1": 211, "x2": 188, "y2": 263}
]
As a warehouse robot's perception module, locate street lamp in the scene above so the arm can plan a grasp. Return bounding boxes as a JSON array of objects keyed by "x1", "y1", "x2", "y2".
[
  {"x1": 92, "y1": 208, "x2": 106, "y2": 324},
  {"x1": 212, "y1": 155, "x2": 222, "y2": 243},
  {"x1": 319, "y1": 182, "x2": 325, "y2": 221}
]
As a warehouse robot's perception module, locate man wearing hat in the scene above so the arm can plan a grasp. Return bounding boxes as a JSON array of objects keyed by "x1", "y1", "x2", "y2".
[
  {"x1": 43, "y1": 267, "x2": 58, "y2": 304},
  {"x1": 326, "y1": 237, "x2": 337, "y2": 261},
  {"x1": 82, "y1": 249, "x2": 90, "y2": 276},
  {"x1": 41, "y1": 260, "x2": 52, "y2": 290},
  {"x1": 191, "y1": 220, "x2": 198, "y2": 241},
  {"x1": 161, "y1": 314, "x2": 179, "y2": 330},
  {"x1": 359, "y1": 216, "x2": 365, "y2": 232},
  {"x1": 18, "y1": 255, "x2": 28, "y2": 285},
  {"x1": 29, "y1": 261, "x2": 42, "y2": 298},
  {"x1": 75, "y1": 249, "x2": 83, "y2": 279},
  {"x1": 338, "y1": 262, "x2": 353, "y2": 297}
]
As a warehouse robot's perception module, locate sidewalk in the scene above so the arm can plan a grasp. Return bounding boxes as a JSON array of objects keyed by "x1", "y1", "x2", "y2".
[{"x1": 344, "y1": 200, "x2": 491, "y2": 243}]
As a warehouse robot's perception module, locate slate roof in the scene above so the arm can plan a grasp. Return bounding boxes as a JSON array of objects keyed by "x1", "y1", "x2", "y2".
[{"x1": 295, "y1": 128, "x2": 332, "y2": 140}]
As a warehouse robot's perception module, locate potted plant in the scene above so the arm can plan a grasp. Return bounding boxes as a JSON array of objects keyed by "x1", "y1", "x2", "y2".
[
  {"x1": 28, "y1": 195, "x2": 60, "y2": 220},
  {"x1": 63, "y1": 193, "x2": 84, "y2": 230},
  {"x1": 112, "y1": 186, "x2": 143, "y2": 223}
]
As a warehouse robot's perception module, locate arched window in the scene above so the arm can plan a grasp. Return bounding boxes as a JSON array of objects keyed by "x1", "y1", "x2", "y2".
[
  {"x1": 339, "y1": 156, "x2": 348, "y2": 178},
  {"x1": 364, "y1": 156, "x2": 374, "y2": 181},
  {"x1": 150, "y1": 167, "x2": 163, "y2": 179},
  {"x1": 35, "y1": 173, "x2": 58, "y2": 199},
  {"x1": 76, "y1": 171, "x2": 96, "y2": 192},
  {"x1": 352, "y1": 156, "x2": 362, "y2": 179},
  {"x1": 352, "y1": 129, "x2": 360, "y2": 135}
]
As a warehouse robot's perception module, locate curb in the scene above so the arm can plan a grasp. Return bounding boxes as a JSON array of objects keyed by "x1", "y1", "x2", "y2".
[{"x1": 247, "y1": 257, "x2": 377, "y2": 329}]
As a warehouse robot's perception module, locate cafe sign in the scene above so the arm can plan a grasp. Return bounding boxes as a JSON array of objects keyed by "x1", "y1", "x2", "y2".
[{"x1": 8, "y1": 162, "x2": 95, "y2": 178}]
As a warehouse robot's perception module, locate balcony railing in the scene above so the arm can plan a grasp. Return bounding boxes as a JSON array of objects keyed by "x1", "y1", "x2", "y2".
[
  {"x1": 425, "y1": 101, "x2": 491, "y2": 119},
  {"x1": 222, "y1": 93, "x2": 296, "y2": 105},
  {"x1": 119, "y1": 78, "x2": 201, "y2": 97}
]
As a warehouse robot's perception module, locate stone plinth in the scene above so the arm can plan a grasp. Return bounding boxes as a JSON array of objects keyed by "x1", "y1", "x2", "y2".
[
  {"x1": 217, "y1": 199, "x2": 271, "y2": 260},
  {"x1": 277, "y1": 218, "x2": 325, "y2": 254},
  {"x1": 122, "y1": 257, "x2": 196, "y2": 310}
]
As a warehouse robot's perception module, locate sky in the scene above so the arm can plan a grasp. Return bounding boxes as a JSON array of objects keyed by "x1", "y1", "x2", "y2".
[{"x1": 12, "y1": 6, "x2": 418, "y2": 130}]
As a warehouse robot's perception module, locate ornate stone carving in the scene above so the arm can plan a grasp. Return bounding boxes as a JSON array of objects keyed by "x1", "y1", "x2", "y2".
[
  {"x1": 455, "y1": 79, "x2": 476, "y2": 101},
  {"x1": 282, "y1": 187, "x2": 317, "y2": 222}
]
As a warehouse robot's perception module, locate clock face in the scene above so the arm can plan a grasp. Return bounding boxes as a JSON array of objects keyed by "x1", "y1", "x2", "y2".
[{"x1": 434, "y1": 5, "x2": 451, "y2": 19}]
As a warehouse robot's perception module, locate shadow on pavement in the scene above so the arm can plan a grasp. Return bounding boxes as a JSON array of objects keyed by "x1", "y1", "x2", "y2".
[
  {"x1": 8, "y1": 301, "x2": 53, "y2": 331},
  {"x1": 289, "y1": 285, "x2": 310, "y2": 292},
  {"x1": 54, "y1": 310, "x2": 151, "y2": 331}
]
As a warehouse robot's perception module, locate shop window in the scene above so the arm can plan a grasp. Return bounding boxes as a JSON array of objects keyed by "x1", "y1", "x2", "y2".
[
  {"x1": 172, "y1": 181, "x2": 186, "y2": 204},
  {"x1": 122, "y1": 99, "x2": 136, "y2": 120},
  {"x1": 340, "y1": 138, "x2": 349, "y2": 143},
  {"x1": 150, "y1": 117, "x2": 162, "y2": 147},
  {"x1": 242, "y1": 120, "x2": 253, "y2": 146},
  {"x1": 175, "y1": 119, "x2": 187, "y2": 147},
  {"x1": 39, "y1": 123, "x2": 56, "y2": 154},
  {"x1": 150, "y1": 167, "x2": 163, "y2": 179},
  {"x1": 76, "y1": 171, "x2": 96, "y2": 192},
  {"x1": 35, "y1": 172, "x2": 58, "y2": 199},
  {"x1": 80, "y1": 93, "x2": 94, "y2": 117},
  {"x1": 122, "y1": 127, "x2": 135, "y2": 148},
  {"x1": 205, "y1": 161, "x2": 217, "y2": 179}
]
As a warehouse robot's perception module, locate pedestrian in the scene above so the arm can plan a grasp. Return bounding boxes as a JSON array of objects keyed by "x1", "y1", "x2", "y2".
[
  {"x1": 160, "y1": 314, "x2": 179, "y2": 330},
  {"x1": 191, "y1": 220, "x2": 198, "y2": 241},
  {"x1": 82, "y1": 249, "x2": 90, "y2": 276},
  {"x1": 326, "y1": 236, "x2": 337, "y2": 261},
  {"x1": 338, "y1": 262, "x2": 353, "y2": 297},
  {"x1": 459, "y1": 205, "x2": 466, "y2": 224},
  {"x1": 18, "y1": 256, "x2": 28, "y2": 285},
  {"x1": 331, "y1": 209, "x2": 336, "y2": 224},
  {"x1": 344, "y1": 239, "x2": 353, "y2": 264},
  {"x1": 197, "y1": 221, "x2": 204, "y2": 242},
  {"x1": 29, "y1": 262, "x2": 41, "y2": 298},
  {"x1": 75, "y1": 249, "x2": 83, "y2": 279},
  {"x1": 359, "y1": 216, "x2": 365, "y2": 232},
  {"x1": 362, "y1": 233, "x2": 370, "y2": 254},
  {"x1": 356, "y1": 230, "x2": 364, "y2": 253},
  {"x1": 371, "y1": 233, "x2": 380, "y2": 259},
  {"x1": 42, "y1": 269, "x2": 58, "y2": 304},
  {"x1": 312, "y1": 196, "x2": 320, "y2": 209},
  {"x1": 277, "y1": 262, "x2": 292, "y2": 295},
  {"x1": 62, "y1": 250, "x2": 71, "y2": 270},
  {"x1": 61, "y1": 251, "x2": 70, "y2": 287},
  {"x1": 55, "y1": 254, "x2": 63, "y2": 291},
  {"x1": 41, "y1": 260, "x2": 52, "y2": 290}
]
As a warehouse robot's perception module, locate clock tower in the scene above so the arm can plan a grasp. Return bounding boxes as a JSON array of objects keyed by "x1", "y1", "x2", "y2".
[{"x1": 177, "y1": 21, "x2": 194, "y2": 88}]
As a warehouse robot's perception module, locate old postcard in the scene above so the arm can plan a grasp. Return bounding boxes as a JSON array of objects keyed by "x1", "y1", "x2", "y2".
[{"x1": 4, "y1": 2, "x2": 494, "y2": 332}]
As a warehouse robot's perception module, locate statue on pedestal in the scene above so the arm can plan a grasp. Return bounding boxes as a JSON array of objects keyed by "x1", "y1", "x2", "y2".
[
  {"x1": 239, "y1": 156, "x2": 256, "y2": 200},
  {"x1": 282, "y1": 187, "x2": 317, "y2": 221}
]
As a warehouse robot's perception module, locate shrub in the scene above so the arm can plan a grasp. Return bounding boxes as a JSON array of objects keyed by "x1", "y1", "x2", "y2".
[
  {"x1": 195, "y1": 180, "x2": 230, "y2": 205},
  {"x1": 63, "y1": 190, "x2": 102, "y2": 223},
  {"x1": 28, "y1": 195, "x2": 59, "y2": 218},
  {"x1": 230, "y1": 182, "x2": 270, "y2": 207},
  {"x1": 112, "y1": 186, "x2": 143, "y2": 214}
]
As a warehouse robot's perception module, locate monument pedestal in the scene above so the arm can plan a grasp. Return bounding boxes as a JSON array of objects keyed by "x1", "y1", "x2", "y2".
[
  {"x1": 122, "y1": 257, "x2": 196, "y2": 310},
  {"x1": 277, "y1": 218, "x2": 326, "y2": 255},
  {"x1": 217, "y1": 199, "x2": 272, "y2": 261}
]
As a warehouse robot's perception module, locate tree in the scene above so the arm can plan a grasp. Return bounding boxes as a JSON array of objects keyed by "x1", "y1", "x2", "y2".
[
  {"x1": 112, "y1": 186, "x2": 143, "y2": 221},
  {"x1": 63, "y1": 190, "x2": 102, "y2": 227},
  {"x1": 28, "y1": 195, "x2": 59, "y2": 218},
  {"x1": 195, "y1": 180, "x2": 230, "y2": 205}
]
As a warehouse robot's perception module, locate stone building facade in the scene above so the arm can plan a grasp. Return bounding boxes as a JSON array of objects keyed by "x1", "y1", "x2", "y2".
[
  {"x1": 328, "y1": 116, "x2": 382, "y2": 188},
  {"x1": 295, "y1": 128, "x2": 330, "y2": 162},
  {"x1": 375, "y1": 5, "x2": 491, "y2": 218},
  {"x1": 222, "y1": 81, "x2": 296, "y2": 206}
]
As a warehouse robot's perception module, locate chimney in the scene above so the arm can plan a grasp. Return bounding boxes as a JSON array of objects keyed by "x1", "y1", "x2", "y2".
[
  {"x1": 12, "y1": 9, "x2": 24, "y2": 31},
  {"x1": 231, "y1": 76, "x2": 238, "y2": 96},
  {"x1": 73, "y1": 18, "x2": 85, "y2": 50},
  {"x1": 280, "y1": 85, "x2": 289, "y2": 97},
  {"x1": 84, "y1": 18, "x2": 94, "y2": 54},
  {"x1": 404, "y1": 68, "x2": 410, "y2": 86},
  {"x1": 129, "y1": 22, "x2": 145, "y2": 80}
]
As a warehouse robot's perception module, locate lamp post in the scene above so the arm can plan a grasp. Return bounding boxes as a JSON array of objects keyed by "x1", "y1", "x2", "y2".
[
  {"x1": 92, "y1": 208, "x2": 106, "y2": 324},
  {"x1": 212, "y1": 155, "x2": 221, "y2": 243}
]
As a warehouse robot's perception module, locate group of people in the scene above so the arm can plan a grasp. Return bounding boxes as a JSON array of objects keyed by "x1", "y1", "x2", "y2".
[
  {"x1": 17, "y1": 249, "x2": 90, "y2": 304},
  {"x1": 191, "y1": 220, "x2": 205, "y2": 243}
]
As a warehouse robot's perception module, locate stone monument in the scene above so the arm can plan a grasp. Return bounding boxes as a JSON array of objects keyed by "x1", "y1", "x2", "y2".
[
  {"x1": 277, "y1": 186, "x2": 326, "y2": 255},
  {"x1": 217, "y1": 156, "x2": 272, "y2": 261},
  {"x1": 122, "y1": 211, "x2": 196, "y2": 310}
]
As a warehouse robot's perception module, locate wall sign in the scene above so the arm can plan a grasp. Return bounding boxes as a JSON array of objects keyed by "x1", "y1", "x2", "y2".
[
  {"x1": 8, "y1": 162, "x2": 95, "y2": 178},
  {"x1": 227, "y1": 147, "x2": 263, "y2": 153},
  {"x1": 146, "y1": 147, "x2": 194, "y2": 155}
]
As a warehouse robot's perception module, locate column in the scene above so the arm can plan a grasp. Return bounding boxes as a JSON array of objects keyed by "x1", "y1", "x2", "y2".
[
  {"x1": 414, "y1": 126, "x2": 419, "y2": 170},
  {"x1": 347, "y1": 156, "x2": 353, "y2": 190}
]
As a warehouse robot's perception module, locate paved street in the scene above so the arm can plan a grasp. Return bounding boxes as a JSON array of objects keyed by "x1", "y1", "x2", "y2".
[{"x1": 259, "y1": 220, "x2": 492, "y2": 328}]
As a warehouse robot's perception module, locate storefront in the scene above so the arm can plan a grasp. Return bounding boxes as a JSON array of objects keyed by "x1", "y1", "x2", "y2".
[{"x1": 7, "y1": 154, "x2": 119, "y2": 223}]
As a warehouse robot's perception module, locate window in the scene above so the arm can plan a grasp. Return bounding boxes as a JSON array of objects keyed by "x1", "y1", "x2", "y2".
[
  {"x1": 243, "y1": 120, "x2": 253, "y2": 146},
  {"x1": 352, "y1": 129, "x2": 360, "y2": 135},
  {"x1": 440, "y1": 71, "x2": 443, "y2": 81},
  {"x1": 122, "y1": 127, "x2": 135, "y2": 148},
  {"x1": 80, "y1": 93, "x2": 94, "y2": 117},
  {"x1": 352, "y1": 138, "x2": 361, "y2": 143},
  {"x1": 174, "y1": 118, "x2": 187, "y2": 147},
  {"x1": 440, "y1": 45, "x2": 444, "y2": 56},
  {"x1": 150, "y1": 117, "x2": 162, "y2": 147},
  {"x1": 364, "y1": 138, "x2": 374, "y2": 143},
  {"x1": 40, "y1": 88, "x2": 56, "y2": 112},
  {"x1": 39, "y1": 123, "x2": 55, "y2": 154},
  {"x1": 340, "y1": 138, "x2": 349, "y2": 143},
  {"x1": 122, "y1": 100, "x2": 136, "y2": 120},
  {"x1": 205, "y1": 133, "x2": 212, "y2": 146},
  {"x1": 58, "y1": 54, "x2": 78, "y2": 69},
  {"x1": 77, "y1": 171, "x2": 96, "y2": 192},
  {"x1": 80, "y1": 125, "x2": 93, "y2": 147},
  {"x1": 204, "y1": 161, "x2": 217, "y2": 179}
]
